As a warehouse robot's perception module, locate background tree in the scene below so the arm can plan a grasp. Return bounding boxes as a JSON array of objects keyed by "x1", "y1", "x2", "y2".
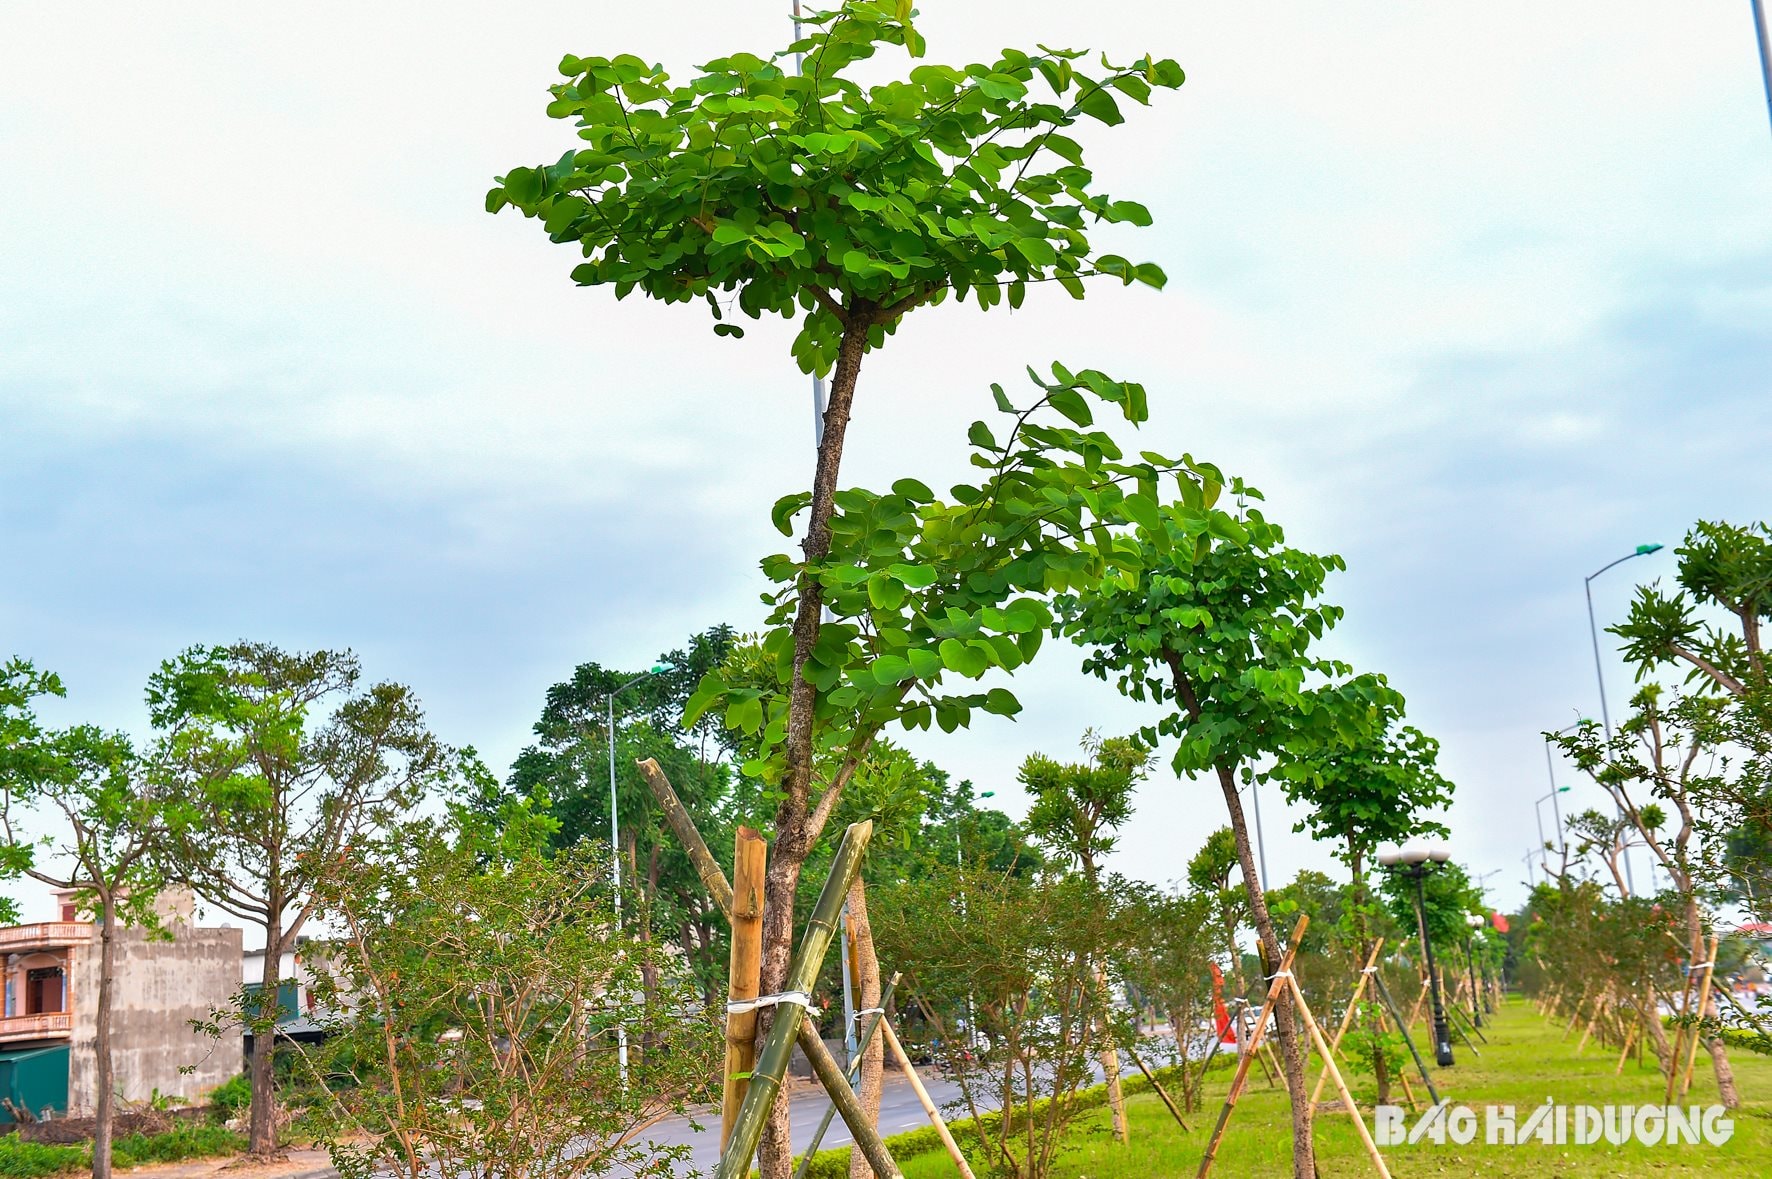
[
  {"x1": 1018, "y1": 731, "x2": 1149, "y2": 1144},
  {"x1": 489, "y1": 9, "x2": 1184, "y2": 1170},
  {"x1": 1059, "y1": 480, "x2": 1395, "y2": 1179},
  {"x1": 301, "y1": 797, "x2": 715, "y2": 1179},
  {"x1": 148, "y1": 643, "x2": 458, "y2": 1157},
  {"x1": 0, "y1": 664, "x2": 181, "y2": 1179},
  {"x1": 1115, "y1": 882, "x2": 1218, "y2": 1112},
  {"x1": 0, "y1": 659, "x2": 64, "y2": 926},
  {"x1": 1187, "y1": 827, "x2": 1250, "y2": 1004}
]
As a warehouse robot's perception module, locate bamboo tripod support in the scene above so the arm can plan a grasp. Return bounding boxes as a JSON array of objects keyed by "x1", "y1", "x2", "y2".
[
  {"x1": 1307, "y1": 939, "x2": 1384, "y2": 1115},
  {"x1": 1197, "y1": 915, "x2": 1308, "y2": 1179},
  {"x1": 635, "y1": 761, "x2": 904, "y2": 1179},
  {"x1": 1197, "y1": 916, "x2": 1392, "y2": 1179},
  {"x1": 1666, "y1": 934, "x2": 1717, "y2": 1104},
  {"x1": 881, "y1": 1020, "x2": 976, "y2": 1179}
]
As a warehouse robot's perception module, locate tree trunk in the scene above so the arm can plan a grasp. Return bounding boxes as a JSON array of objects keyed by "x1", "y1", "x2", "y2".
[
  {"x1": 1096, "y1": 964, "x2": 1130, "y2": 1143},
  {"x1": 1215, "y1": 766, "x2": 1314, "y2": 1179},
  {"x1": 759, "y1": 313, "x2": 873, "y2": 1179},
  {"x1": 248, "y1": 917, "x2": 282, "y2": 1157},
  {"x1": 845, "y1": 882, "x2": 885, "y2": 1179},
  {"x1": 92, "y1": 896, "x2": 117, "y2": 1179}
]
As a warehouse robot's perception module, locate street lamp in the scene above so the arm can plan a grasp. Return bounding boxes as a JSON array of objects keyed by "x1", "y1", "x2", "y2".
[
  {"x1": 1464, "y1": 913, "x2": 1486, "y2": 1027},
  {"x1": 1534, "y1": 786, "x2": 1571, "y2": 872},
  {"x1": 1585, "y1": 544, "x2": 1661, "y2": 893},
  {"x1": 607, "y1": 661, "x2": 671, "y2": 1083},
  {"x1": 1379, "y1": 837, "x2": 1456, "y2": 1066}
]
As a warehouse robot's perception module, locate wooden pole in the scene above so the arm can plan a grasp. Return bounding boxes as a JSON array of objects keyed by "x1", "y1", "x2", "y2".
[
  {"x1": 1125, "y1": 1041, "x2": 1191, "y2": 1131},
  {"x1": 1678, "y1": 935, "x2": 1719, "y2": 1100},
  {"x1": 1369, "y1": 969, "x2": 1440, "y2": 1106},
  {"x1": 881, "y1": 1020, "x2": 977, "y2": 1179},
  {"x1": 636, "y1": 757, "x2": 733, "y2": 916},
  {"x1": 721, "y1": 827, "x2": 768, "y2": 1148},
  {"x1": 1666, "y1": 939, "x2": 1705, "y2": 1104},
  {"x1": 1196, "y1": 915, "x2": 1308, "y2": 1179},
  {"x1": 1287, "y1": 975, "x2": 1393, "y2": 1179},
  {"x1": 715, "y1": 822, "x2": 899, "y2": 1179},
  {"x1": 1309, "y1": 939, "x2": 1384, "y2": 1114}
]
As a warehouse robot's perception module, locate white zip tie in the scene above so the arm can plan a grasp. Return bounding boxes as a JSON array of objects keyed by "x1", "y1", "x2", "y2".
[
  {"x1": 855, "y1": 1007, "x2": 886, "y2": 1019},
  {"x1": 1687, "y1": 962, "x2": 1714, "y2": 972},
  {"x1": 1268, "y1": 970, "x2": 1293, "y2": 980},
  {"x1": 726, "y1": 991, "x2": 811, "y2": 1015}
]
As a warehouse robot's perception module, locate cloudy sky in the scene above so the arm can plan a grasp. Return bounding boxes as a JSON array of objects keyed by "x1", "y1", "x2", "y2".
[{"x1": 3, "y1": 2, "x2": 1768, "y2": 919}]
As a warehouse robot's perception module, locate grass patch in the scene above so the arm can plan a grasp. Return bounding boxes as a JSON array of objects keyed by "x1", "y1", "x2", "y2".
[
  {"x1": 871, "y1": 998, "x2": 1772, "y2": 1178},
  {"x1": 0, "y1": 1123, "x2": 244, "y2": 1177}
]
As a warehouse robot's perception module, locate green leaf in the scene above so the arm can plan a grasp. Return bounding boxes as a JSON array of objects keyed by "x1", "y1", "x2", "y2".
[
  {"x1": 771, "y1": 491, "x2": 812, "y2": 536},
  {"x1": 891, "y1": 477, "x2": 935, "y2": 503},
  {"x1": 938, "y1": 638, "x2": 990, "y2": 678},
  {"x1": 890, "y1": 563, "x2": 938, "y2": 589},
  {"x1": 713, "y1": 323, "x2": 745, "y2": 338},
  {"x1": 1048, "y1": 389, "x2": 1093, "y2": 427},
  {"x1": 967, "y1": 421, "x2": 999, "y2": 451},
  {"x1": 867, "y1": 574, "x2": 907, "y2": 610},
  {"x1": 906, "y1": 648, "x2": 943, "y2": 679},
  {"x1": 1078, "y1": 86, "x2": 1124, "y2": 126},
  {"x1": 872, "y1": 653, "x2": 913, "y2": 684},
  {"x1": 1121, "y1": 492, "x2": 1161, "y2": 532},
  {"x1": 982, "y1": 687, "x2": 1022, "y2": 716}
]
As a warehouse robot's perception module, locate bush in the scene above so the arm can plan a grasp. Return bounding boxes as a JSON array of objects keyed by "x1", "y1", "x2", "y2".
[
  {"x1": 112, "y1": 1123, "x2": 243, "y2": 1166},
  {"x1": 0, "y1": 1124, "x2": 244, "y2": 1178},
  {"x1": 208, "y1": 1073, "x2": 252, "y2": 1122},
  {"x1": 0, "y1": 1138, "x2": 84, "y2": 1178}
]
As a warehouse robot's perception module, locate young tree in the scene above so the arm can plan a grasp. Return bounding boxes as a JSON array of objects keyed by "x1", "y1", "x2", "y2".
[
  {"x1": 1058, "y1": 484, "x2": 1396, "y2": 1178},
  {"x1": 1273, "y1": 706, "x2": 1453, "y2": 1100},
  {"x1": 489, "y1": 10, "x2": 1184, "y2": 1169},
  {"x1": 1186, "y1": 827, "x2": 1250, "y2": 1003},
  {"x1": 301, "y1": 799, "x2": 715, "y2": 1179},
  {"x1": 147, "y1": 643, "x2": 459, "y2": 1156},
  {"x1": 0, "y1": 664, "x2": 180, "y2": 1179},
  {"x1": 1554, "y1": 687, "x2": 1741, "y2": 1106},
  {"x1": 1018, "y1": 731, "x2": 1148, "y2": 1142}
]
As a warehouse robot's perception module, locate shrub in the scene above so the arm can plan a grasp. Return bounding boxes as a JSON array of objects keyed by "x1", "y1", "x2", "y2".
[
  {"x1": 0, "y1": 1138, "x2": 84, "y2": 1178},
  {"x1": 208, "y1": 1073, "x2": 252, "y2": 1122},
  {"x1": 0, "y1": 1124, "x2": 243, "y2": 1178}
]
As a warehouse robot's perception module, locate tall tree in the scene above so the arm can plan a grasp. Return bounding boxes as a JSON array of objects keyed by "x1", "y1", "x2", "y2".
[
  {"x1": 1058, "y1": 482, "x2": 1396, "y2": 1179},
  {"x1": 0, "y1": 664, "x2": 179, "y2": 1179},
  {"x1": 488, "y1": 10, "x2": 1184, "y2": 1171},
  {"x1": 147, "y1": 643, "x2": 458, "y2": 1157},
  {"x1": 1019, "y1": 731, "x2": 1150, "y2": 1143}
]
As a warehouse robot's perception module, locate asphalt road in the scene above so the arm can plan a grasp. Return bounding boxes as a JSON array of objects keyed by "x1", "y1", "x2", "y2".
[{"x1": 645, "y1": 1071, "x2": 976, "y2": 1176}]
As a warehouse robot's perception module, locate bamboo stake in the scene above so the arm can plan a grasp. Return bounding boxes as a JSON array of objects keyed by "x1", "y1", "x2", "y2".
[
  {"x1": 1396, "y1": 1066, "x2": 1419, "y2": 1114},
  {"x1": 715, "y1": 821, "x2": 897, "y2": 1179},
  {"x1": 1287, "y1": 975, "x2": 1393, "y2": 1179},
  {"x1": 793, "y1": 975, "x2": 899, "y2": 1179},
  {"x1": 1405, "y1": 977, "x2": 1429, "y2": 1030},
  {"x1": 636, "y1": 757, "x2": 733, "y2": 916},
  {"x1": 1309, "y1": 940, "x2": 1384, "y2": 1115},
  {"x1": 1370, "y1": 969, "x2": 1440, "y2": 1107},
  {"x1": 882, "y1": 1020, "x2": 976, "y2": 1179},
  {"x1": 1665, "y1": 939, "x2": 1706, "y2": 1104},
  {"x1": 1125, "y1": 1042, "x2": 1191, "y2": 1132},
  {"x1": 1615, "y1": 1024, "x2": 1637, "y2": 1076},
  {"x1": 1197, "y1": 915, "x2": 1308, "y2": 1179},
  {"x1": 721, "y1": 827, "x2": 768, "y2": 1148},
  {"x1": 1678, "y1": 935, "x2": 1719, "y2": 1100}
]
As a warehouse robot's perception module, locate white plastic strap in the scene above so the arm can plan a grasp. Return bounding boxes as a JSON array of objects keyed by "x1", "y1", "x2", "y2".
[
  {"x1": 726, "y1": 991, "x2": 811, "y2": 1015},
  {"x1": 1268, "y1": 970, "x2": 1293, "y2": 981},
  {"x1": 1361, "y1": 967, "x2": 1379, "y2": 974},
  {"x1": 1687, "y1": 962, "x2": 1714, "y2": 972},
  {"x1": 855, "y1": 1006, "x2": 886, "y2": 1018}
]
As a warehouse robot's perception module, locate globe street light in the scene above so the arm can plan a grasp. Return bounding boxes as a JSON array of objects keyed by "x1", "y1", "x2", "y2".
[
  {"x1": 1464, "y1": 913, "x2": 1486, "y2": 1027},
  {"x1": 1585, "y1": 544, "x2": 1661, "y2": 894},
  {"x1": 1379, "y1": 837, "x2": 1455, "y2": 1066}
]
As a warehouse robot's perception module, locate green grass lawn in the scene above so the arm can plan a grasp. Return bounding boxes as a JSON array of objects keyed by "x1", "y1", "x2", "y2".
[{"x1": 894, "y1": 998, "x2": 1772, "y2": 1178}]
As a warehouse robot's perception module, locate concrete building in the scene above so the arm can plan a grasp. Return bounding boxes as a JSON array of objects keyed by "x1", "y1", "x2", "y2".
[{"x1": 0, "y1": 889, "x2": 242, "y2": 1122}]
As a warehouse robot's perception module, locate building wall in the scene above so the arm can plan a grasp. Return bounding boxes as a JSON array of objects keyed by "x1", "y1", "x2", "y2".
[{"x1": 66, "y1": 924, "x2": 244, "y2": 1117}]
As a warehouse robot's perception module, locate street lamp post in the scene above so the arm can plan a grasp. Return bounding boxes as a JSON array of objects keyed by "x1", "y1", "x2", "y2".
[
  {"x1": 1464, "y1": 913, "x2": 1486, "y2": 1027},
  {"x1": 1534, "y1": 785, "x2": 1571, "y2": 873},
  {"x1": 1584, "y1": 544, "x2": 1661, "y2": 893},
  {"x1": 1380, "y1": 838, "x2": 1455, "y2": 1066},
  {"x1": 1522, "y1": 850, "x2": 1537, "y2": 888},
  {"x1": 607, "y1": 661, "x2": 670, "y2": 1084}
]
